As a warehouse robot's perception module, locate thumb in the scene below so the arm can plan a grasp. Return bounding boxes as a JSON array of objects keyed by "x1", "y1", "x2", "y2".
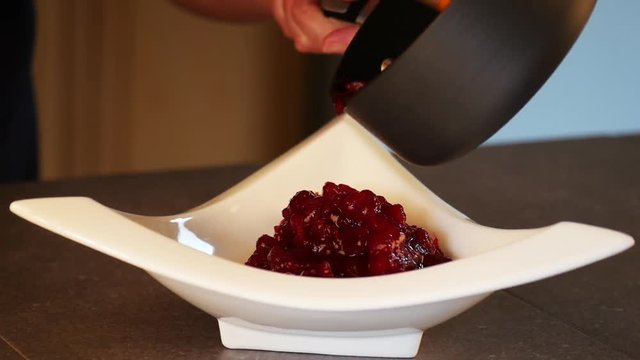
[{"x1": 322, "y1": 26, "x2": 359, "y2": 54}]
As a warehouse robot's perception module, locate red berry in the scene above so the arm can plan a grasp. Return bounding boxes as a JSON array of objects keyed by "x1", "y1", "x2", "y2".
[
  {"x1": 245, "y1": 182, "x2": 451, "y2": 277},
  {"x1": 332, "y1": 81, "x2": 366, "y2": 114}
]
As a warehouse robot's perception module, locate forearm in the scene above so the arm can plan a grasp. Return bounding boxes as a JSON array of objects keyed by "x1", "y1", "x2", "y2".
[{"x1": 171, "y1": 0, "x2": 274, "y2": 22}]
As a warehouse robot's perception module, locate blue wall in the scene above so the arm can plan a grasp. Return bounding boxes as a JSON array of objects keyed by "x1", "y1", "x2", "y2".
[{"x1": 487, "y1": 1, "x2": 640, "y2": 144}]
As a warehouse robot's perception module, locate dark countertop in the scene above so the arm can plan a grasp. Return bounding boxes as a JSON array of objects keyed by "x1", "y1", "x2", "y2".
[{"x1": 1, "y1": 135, "x2": 638, "y2": 360}]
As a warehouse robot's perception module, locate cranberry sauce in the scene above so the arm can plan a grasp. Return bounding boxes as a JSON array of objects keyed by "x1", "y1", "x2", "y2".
[
  {"x1": 246, "y1": 182, "x2": 451, "y2": 277},
  {"x1": 332, "y1": 81, "x2": 366, "y2": 114}
]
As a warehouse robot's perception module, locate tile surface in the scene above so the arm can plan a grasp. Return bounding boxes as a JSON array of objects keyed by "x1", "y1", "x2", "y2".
[
  {"x1": 0, "y1": 339, "x2": 25, "y2": 360},
  {"x1": 408, "y1": 135, "x2": 640, "y2": 359}
]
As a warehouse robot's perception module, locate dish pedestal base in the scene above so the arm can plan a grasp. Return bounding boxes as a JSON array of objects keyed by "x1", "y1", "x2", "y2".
[{"x1": 218, "y1": 317, "x2": 423, "y2": 358}]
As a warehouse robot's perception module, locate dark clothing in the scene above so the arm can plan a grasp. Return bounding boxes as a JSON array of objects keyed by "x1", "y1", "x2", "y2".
[{"x1": 0, "y1": 0, "x2": 38, "y2": 182}]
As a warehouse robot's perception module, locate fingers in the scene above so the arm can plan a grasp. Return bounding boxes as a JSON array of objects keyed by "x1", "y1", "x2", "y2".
[
  {"x1": 272, "y1": 0, "x2": 358, "y2": 54},
  {"x1": 284, "y1": 0, "x2": 311, "y2": 50},
  {"x1": 272, "y1": 0, "x2": 450, "y2": 54},
  {"x1": 272, "y1": 0, "x2": 291, "y2": 38}
]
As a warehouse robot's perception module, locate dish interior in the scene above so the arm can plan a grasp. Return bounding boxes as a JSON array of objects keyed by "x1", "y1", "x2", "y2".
[{"x1": 128, "y1": 116, "x2": 522, "y2": 266}]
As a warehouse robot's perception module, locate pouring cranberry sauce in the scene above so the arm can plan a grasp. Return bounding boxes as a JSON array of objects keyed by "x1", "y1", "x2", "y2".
[
  {"x1": 246, "y1": 182, "x2": 451, "y2": 277},
  {"x1": 329, "y1": 0, "x2": 450, "y2": 114},
  {"x1": 332, "y1": 81, "x2": 367, "y2": 114}
]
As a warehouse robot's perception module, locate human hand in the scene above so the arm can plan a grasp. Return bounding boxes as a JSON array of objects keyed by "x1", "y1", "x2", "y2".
[{"x1": 271, "y1": 0, "x2": 360, "y2": 54}]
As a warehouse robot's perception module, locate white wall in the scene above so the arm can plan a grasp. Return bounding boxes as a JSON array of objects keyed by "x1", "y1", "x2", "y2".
[{"x1": 487, "y1": 0, "x2": 640, "y2": 144}]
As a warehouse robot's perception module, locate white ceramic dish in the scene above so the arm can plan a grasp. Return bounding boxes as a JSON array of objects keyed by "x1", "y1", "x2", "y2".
[{"x1": 10, "y1": 115, "x2": 634, "y2": 358}]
